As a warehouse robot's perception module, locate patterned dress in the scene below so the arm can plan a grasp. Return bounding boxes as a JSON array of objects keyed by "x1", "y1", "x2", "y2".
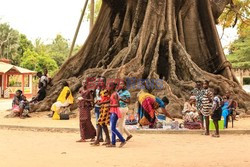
[
  {"x1": 98, "y1": 90, "x2": 111, "y2": 126},
  {"x1": 191, "y1": 88, "x2": 204, "y2": 112},
  {"x1": 78, "y1": 89, "x2": 96, "y2": 140},
  {"x1": 201, "y1": 88, "x2": 213, "y2": 116}
]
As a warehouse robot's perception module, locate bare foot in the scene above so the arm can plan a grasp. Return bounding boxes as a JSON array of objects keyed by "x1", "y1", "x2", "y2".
[{"x1": 90, "y1": 141, "x2": 100, "y2": 146}]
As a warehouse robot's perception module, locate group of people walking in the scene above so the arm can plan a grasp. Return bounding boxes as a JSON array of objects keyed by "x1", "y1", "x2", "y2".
[{"x1": 77, "y1": 76, "x2": 132, "y2": 148}]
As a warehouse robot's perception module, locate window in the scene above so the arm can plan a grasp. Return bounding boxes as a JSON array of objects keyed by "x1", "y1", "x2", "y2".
[
  {"x1": 243, "y1": 77, "x2": 250, "y2": 85},
  {"x1": 24, "y1": 75, "x2": 30, "y2": 87},
  {"x1": 8, "y1": 75, "x2": 22, "y2": 87}
]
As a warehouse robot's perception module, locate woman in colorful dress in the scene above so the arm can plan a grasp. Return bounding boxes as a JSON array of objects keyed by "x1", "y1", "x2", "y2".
[
  {"x1": 191, "y1": 81, "x2": 204, "y2": 127},
  {"x1": 137, "y1": 87, "x2": 158, "y2": 128},
  {"x1": 76, "y1": 79, "x2": 96, "y2": 142},
  {"x1": 91, "y1": 77, "x2": 111, "y2": 146},
  {"x1": 107, "y1": 82, "x2": 126, "y2": 148}
]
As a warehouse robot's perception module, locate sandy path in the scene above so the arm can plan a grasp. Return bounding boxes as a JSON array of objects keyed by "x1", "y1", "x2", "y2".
[{"x1": 0, "y1": 130, "x2": 249, "y2": 167}]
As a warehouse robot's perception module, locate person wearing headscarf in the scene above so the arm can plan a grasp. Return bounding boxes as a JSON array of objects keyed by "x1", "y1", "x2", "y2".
[{"x1": 182, "y1": 96, "x2": 199, "y2": 122}]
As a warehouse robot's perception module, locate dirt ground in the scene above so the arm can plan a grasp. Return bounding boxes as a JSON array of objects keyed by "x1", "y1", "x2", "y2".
[{"x1": 0, "y1": 129, "x2": 250, "y2": 167}]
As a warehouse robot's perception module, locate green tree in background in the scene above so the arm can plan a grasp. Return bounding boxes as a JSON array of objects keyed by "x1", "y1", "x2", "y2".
[
  {"x1": 15, "y1": 34, "x2": 34, "y2": 65},
  {"x1": 227, "y1": 26, "x2": 250, "y2": 69},
  {"x1": 21, "y1": 49, "x2": 58, "y2": 75},
  {"x1": 47, "y1": 34, "x2": 70, "y2": 66},
  {"x1": 218, "y1": 0, "x2": 250, "y2": 69},
  {"x1": 218, "y1": 0, "x2": 250, "y2": 36},
  {"x1": 0, "y1": 23, "x2": 19, "y2": 64},
  {"x1": 72, "y1": 45, "x2": 82, "y2": 55}
]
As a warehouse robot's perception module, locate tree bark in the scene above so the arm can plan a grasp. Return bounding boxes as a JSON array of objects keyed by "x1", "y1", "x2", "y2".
[
  {"x1": 31, "y1": 0, "x2": 250, "y2": 117},
  {"x1": 90, "y1": 0, "x2": 95, "y2": 31}
]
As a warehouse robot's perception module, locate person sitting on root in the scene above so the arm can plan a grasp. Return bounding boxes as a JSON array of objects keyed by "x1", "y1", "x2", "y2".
[
  {"x1": 12, "y1": 90, "x2": 30, "y2": 119},
  {"x1": 51, "y1": 81, "x2": 74, "y2": 120},
  {"x1": 182, "y1": 96, "x2": 199, "y2": 123},
  {"x1": 30, "y1": 82, "x2": 46, "y2": 103},
  {"x1": 43, "y1": 68, "x2": 51, "y2": 85},
  {"x1": 37, "y1": 72, "x2": 47, "y2": 88}
]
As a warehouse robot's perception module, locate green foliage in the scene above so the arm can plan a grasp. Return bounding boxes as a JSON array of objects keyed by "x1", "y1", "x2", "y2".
[
  {"x1": 20, "y1": 49, "x2": 58, "y2": 75},
  {"x1": 0, "y1": 23, "x2": 20, "y2": 64},
  {"x1": 47, "y1": 34, "x2": 70, "y2": 66},
  {"x1": 227, "y1": 26, "x2": 250, "y2": 69},
  {"x1": 243, "y1": 77, "x2": 250, "y2": 85},
  {"x1": 0, "y1": 23, "x2": 71, "y2": 76},
  {"x1": 218, "y1": 0, "x2": 250, "y2": 34},
  {"x1": 72, "y1": 45, "x2": 82, "y2": 55},
  {"x1": 16, "y1": 34, "x2": 34, "y2": 65}
]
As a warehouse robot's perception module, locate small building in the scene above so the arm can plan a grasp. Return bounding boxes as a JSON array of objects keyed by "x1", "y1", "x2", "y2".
[
  {"x1": 233, "y1": 68, "x2": 250, "y2": 93},
  {"x1": 0, "y1": 59, "x2": 36, "y2": 98}
]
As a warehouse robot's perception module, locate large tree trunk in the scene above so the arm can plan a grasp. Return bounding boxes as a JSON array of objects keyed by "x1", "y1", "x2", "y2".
[
  {"x1": 31, "y1": 0, "x2": 250, "y2": 117},
  {"x1": 90, "y1": 0, "x2": 95, "y2": 31}
]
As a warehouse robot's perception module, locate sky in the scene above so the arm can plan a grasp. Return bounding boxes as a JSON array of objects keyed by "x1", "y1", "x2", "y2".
[
  {"x1": 0, "y1": 0, "x2": 89, "y2": 45},
  {"x1": 0, "y1": 0, "x2": 238, "y2": 50}
]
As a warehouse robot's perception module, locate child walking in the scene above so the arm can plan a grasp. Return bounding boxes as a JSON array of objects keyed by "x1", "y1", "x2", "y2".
[{"x1": 107, "y1": 82, "x2": 126, "y2": 148}]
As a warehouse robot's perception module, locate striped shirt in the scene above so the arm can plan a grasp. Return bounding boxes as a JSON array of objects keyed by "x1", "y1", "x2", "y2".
[{"x1": 201, "y1": 88, "x2": 213, "y2": 116}]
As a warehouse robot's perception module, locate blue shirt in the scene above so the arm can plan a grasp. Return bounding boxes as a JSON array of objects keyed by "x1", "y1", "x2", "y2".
[
  {"x1": 118, "y1": 90, "x2": 131, "y2": 108},
  {"x1": 155, "y1": 97, "x2": 165, "y2": 108}
]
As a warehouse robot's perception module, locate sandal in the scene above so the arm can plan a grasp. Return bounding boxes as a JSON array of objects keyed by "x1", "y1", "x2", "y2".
[
  {"x1": 126, "y1": 135, "x2": 133, "y2": 141},
  {"x1": 119, "y1": 142, "x2": 127, "y2": 148},
  {"x1": 102, "y1": 142, "x2": 110, "y2": 146},
  {"x1": 212, "y1": 134, "x2": 220, "y2": 138},
  {"x1": 202, "y1": 132, "x2": 209, "y2": 136},
  {"x1": 90, "y1": 142, "x2": 100, "y2": 146},
  {"x1": 76, "y1": 139, "x2": 86, "y2": 142},
  {"x1": 106, "y1": 144, "x2": 116, "y2": 148}
]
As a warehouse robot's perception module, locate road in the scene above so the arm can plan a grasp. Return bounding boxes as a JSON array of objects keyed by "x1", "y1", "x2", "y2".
[{"x1": 0, "y1": 130, "x2": 250, "y2": 167}]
